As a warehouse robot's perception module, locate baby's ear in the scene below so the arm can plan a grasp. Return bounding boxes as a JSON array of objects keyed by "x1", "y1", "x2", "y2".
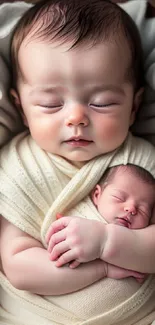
[
  {"x1": 10, "y1": 89, "x2": 28, "y2": 126},
  {"x1": 91, "y1": 184, "x2": 102, "y2": 206},
  {"x1": 10, "y1": 89, "x2": 21, "y2": 107},
  {"x1": 130, "y1": 87, "x2": 144, "y2": 126}
]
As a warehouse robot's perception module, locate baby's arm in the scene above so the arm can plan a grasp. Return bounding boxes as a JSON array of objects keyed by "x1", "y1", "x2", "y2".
[
  {"x1": 47, "y1": 216, "x2": 155, "y2": 273},
  {"x1": 100, "y1": 223, "x2": 155, "y2": 273},
  {"x1": 0, "y1": 217, "x2": 107, "y2": 295},
  {"x1": 105, "y1": 263, "x2": 145, "y2": 283}
]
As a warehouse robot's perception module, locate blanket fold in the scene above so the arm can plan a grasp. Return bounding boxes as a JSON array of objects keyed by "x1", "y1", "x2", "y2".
[
  {"x1": 0, "y1": 1, "x2": 155, "y2": 324},
  {"x1": 1, "y1": 132, "x2": 155, "y2": 325}
]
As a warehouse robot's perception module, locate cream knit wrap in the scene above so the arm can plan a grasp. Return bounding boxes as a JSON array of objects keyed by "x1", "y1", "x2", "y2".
[{"x1": 1, "y1": 132, "x2": 155, "y2": 325}]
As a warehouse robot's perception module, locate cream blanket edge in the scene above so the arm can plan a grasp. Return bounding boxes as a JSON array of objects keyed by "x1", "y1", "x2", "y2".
[{"x1": 1, "y1": 132, "x2": 155, "y2": 325}]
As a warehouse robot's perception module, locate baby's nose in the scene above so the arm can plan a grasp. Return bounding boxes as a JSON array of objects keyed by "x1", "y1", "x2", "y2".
[
  {"x1": 124, "y1": 205, "x2": 137, "y2": 215},
  {"x1": 65, "y1": 103, "x2": 89, "y2": 127}
]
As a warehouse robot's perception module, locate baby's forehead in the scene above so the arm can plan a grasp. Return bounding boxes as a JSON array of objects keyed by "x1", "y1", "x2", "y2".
[
  {"x1": 20, "y1": 23, "x2": 129, "y2": 54},
  {"x1": 106, "y1": 165, "x2": 155, "y2": 189},
  {"x1": 11, "y1": 0, "x2": 143, "y2": 90},
  {"x1": 17, "y1": 34, "x2": 131, "y2": 90},
  {"x1": 106, "y1": 170, "x2": 154, "y2": 203},
  {"x1": 17, "y1": 1, "x2": 132, "y2": 63}
]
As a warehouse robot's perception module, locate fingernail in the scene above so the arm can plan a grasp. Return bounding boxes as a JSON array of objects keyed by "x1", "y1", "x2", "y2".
[{"x1": 56, "y1": 213, "x2": 63, "y2": 219}]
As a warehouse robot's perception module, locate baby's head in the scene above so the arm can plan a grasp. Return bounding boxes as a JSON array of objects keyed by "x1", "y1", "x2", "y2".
[
  {"x1": 10, "y1": 0, "x2": 144, "y2": 164},
  {"x1": 92, "y1": 164, "x2": 155, "y2": 229}
]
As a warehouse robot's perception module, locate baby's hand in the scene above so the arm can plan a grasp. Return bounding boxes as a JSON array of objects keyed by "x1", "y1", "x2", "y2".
[
  {"x1": 106, "y1": 263, "x2": 147, "y2": 283},
  {"x1": 46, "y1": 216, "x2": 106, "y2": 267}
]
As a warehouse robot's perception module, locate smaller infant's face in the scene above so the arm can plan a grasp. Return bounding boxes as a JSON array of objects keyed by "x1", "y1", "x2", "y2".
[{"x1": 93, "y1": 170, "x2": 155, "y2": 229}]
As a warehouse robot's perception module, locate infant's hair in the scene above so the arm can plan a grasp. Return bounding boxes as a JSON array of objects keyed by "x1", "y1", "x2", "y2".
[
  {"x1": 11, "y1": 0, "x2": 144, "y2": 90},
  {"x1": 100, "y1": 164, "x2": 155, "y2": 187}
]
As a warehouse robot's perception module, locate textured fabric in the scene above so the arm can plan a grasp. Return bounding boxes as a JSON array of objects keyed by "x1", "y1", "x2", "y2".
[
  {"x1": 119, "y1": 1, "x2": 155, "y2": 144},
  {"x1": 0, "y1": 1, "x2": 32, "y2": 147},
  {"x1": 0, "y1": 1, "x2": 155, "y2": 324},
  {"x1": 1, "y1": 132, "x2": 155, "y2": 325}
]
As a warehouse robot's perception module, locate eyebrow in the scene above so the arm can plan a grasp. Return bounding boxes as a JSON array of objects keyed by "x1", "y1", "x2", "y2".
[
  {"x1": 89, "y1": 84, "x2": 125, "y2": 95},
  {"x1": 30, "y1": 86, "x2": 62, "y2": 95},
  {"x1": 30, "y1": 84, "x2": 125, "y2": 96},
  {"x1": 112, "y1": 189, "x2": 127, "y2": 196}
]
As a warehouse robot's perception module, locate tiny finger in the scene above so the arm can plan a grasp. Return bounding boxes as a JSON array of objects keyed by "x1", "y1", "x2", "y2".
[
  {"x1": 46, "y1": 217, "x2": 69, "y2": 243},
  {"x1": 130, "y1": 271, "x2": 145, "y2": 278},
  {"x1": 48, "y1": 229, "x2": 66, "y2": 253},
  {"x1": 49, "y1": 241, "x2": 69, "y2": 261},
  {"x1": 55, "y1": 250, "x2": 78, "y2": 267},
  {"x1": 56, "y1": 213, "x2": 63, "y2": 219},
  {"x1": 69, "y1": 260, "x2": 81, "y2": 269}
]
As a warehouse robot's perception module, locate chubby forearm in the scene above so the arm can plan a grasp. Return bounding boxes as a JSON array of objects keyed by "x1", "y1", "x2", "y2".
[
  {"x1": 1, "y1": 218, "x2": 106, "y2": 295},
  {"x1": 101, "y1": 223, "x2": 155, "y2": 273},
  {"x1": 46, "y1": 216, "x2": 155, "y2": 273},
  {"x1": 6, "y1": 246, "x2": 106, "y2": 295}
]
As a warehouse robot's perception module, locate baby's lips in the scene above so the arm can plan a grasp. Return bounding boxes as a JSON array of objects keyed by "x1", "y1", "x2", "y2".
[{"x1": 56, "y1": 213, "x2": 63, "y2": 219}]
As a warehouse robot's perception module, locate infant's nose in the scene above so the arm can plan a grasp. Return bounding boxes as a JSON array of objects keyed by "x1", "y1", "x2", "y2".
[
  {"x1": 65, "y1": 103, "x2": 89, "y2": 127},
  {"x1": 124, "y1": 205, "x2": 137, "y2": 215}
]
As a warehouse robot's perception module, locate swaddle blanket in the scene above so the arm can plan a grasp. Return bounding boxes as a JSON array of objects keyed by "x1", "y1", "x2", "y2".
[
  {"x1": 0, "y1": 1, "x2": 155, "y2": 325},
  {"x1": 1, "y1": 132, "x2": 155, "y2": 325}
]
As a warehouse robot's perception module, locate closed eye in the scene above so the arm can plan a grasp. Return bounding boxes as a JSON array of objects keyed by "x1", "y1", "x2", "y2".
[
  {"x1": 90, "y1": 103, "x2": 117, "y2": 108},
  {"x1": 111, "y1": 195, "x2": 124, "y2": 202},
  {"x1": 37, "y1": 104, "x2": 63, "y2": 112},
  {"x1": 40, "y1": 104, "x2": 62, "y2": 109}
]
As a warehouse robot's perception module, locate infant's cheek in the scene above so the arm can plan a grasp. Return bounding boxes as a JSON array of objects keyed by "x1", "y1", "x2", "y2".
[{"x1": 97, "y1": 122, "x2": 127, "y2": 146}]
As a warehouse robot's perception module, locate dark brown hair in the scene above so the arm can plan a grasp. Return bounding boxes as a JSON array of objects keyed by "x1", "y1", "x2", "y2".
[
  {"x1": 11, "y1": 0, "x2": 144, "y2": 90},
  {"x1": 101, "y1": 164, "x2": 155, "y2": 186}
]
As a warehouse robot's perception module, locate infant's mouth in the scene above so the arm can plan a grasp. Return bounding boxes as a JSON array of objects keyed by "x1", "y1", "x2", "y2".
[
  {"x1": 115, "y1": 217, "x2": 131, "y2": 228},
  {"x1": 66, "y1": 136, "x2": 92, "y2": 141},
  {"x1": 64, "y1": 137, "x2": 93, "y2": 146}
]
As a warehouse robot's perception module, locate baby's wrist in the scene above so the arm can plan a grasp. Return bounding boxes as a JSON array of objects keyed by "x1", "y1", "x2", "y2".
[
  {"x1": 94, "y1": 259, "x2": 108, "y2": 279},
  {"x1": 98, "y1": 223, "x2": 108, "y2": 261}
]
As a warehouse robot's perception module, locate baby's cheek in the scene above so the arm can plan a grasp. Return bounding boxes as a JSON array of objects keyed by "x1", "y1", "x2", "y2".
[
  {"x1": 97, "y1": 119, "x2": 126, "y2": 140},
  {"x1": 97, "y1": 119, "x2": 129, "y2": 152}
]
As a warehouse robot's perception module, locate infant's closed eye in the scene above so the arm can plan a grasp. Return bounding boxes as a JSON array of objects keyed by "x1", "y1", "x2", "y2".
[
  {"x1": 111, "y1": 195, "x2": 124, "y2": 202},
  {"x1": 37, "y1": 102, "x2": 63, "y2": 113},
  {"x1": 38, "y1": 101, "x2": 63, "y2": 108}
]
